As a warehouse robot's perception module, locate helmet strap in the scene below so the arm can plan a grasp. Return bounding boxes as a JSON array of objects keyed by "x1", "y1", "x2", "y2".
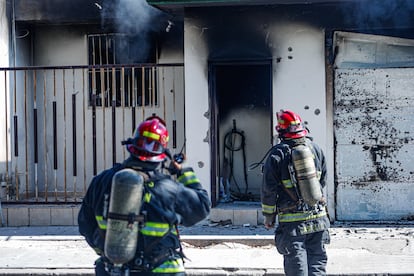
[{"x1": 123, "y1": 156, "x2": 160, "y2": 171}]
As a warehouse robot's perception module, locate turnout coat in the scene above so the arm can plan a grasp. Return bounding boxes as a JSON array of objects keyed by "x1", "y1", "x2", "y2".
[{"x1": 78, "y1": 158, "x2": 211, "y2": 274}]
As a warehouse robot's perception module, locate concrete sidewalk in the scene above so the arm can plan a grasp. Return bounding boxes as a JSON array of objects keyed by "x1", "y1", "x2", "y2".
[{"x1": 0, "y1": 224, "x2": 413, "y2": 275}]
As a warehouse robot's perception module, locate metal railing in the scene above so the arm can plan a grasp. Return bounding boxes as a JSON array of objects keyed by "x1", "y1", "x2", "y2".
[{"x1": 0, "y1": 63, "x2": 185, "y2": 204}]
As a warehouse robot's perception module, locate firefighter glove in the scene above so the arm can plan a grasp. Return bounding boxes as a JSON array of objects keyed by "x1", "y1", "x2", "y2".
[{"x1": 264, "y1": 214, "x2": 276, "y2": 229}]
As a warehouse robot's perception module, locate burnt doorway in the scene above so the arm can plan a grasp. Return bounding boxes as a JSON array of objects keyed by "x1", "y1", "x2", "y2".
[{"x1": 210, "y1": 61, "x2": 272, "y2": 206}]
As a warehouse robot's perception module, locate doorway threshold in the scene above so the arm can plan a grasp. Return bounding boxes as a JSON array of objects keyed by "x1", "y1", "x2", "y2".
[{"x1": 210, "y1": 201, "x2": 263, "y2": 226}]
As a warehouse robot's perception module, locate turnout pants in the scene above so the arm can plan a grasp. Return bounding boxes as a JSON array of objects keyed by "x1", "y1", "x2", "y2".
[{"x1": 275, "y1": 225, "x2": 330, "y2": 276}]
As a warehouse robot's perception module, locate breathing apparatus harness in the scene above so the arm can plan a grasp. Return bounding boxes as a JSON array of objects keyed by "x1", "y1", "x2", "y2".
[
  {"x1": 103, "y1": 141, "x2": 187, "y2": 276},
  {"x1": 103, "y1": 225, "x2": 185, "y2": 276},
  {"x1": 281, "y1": 139, "x2": 311, "y2": 212},
  {"x1": 251, "y1": 135, "x2": 324, "y2": 212},
  {"x1": 282, "y1": 139, "x2": 326, "y2": 216},
  {"x1": 223, "y1": 119, "x2": 252, "y2": 201}
]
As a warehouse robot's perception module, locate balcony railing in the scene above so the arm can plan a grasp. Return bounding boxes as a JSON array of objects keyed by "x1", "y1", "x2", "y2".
[{"x1": 0, "y1": 63, "x2": 184, "y2": 204}]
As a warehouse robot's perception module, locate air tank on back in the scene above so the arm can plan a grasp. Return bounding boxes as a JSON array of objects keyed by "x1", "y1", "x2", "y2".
[
  {"x1": 291, "y1": 144, "x2": 322, "y2": 206},
  {"x1": 104, "y1": 168, "x2": 145, "y2": 266}
]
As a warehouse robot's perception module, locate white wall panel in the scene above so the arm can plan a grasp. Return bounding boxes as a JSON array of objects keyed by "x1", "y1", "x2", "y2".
[{"x1": 334, "y1": 65, "x2": 414, "y2": 221}]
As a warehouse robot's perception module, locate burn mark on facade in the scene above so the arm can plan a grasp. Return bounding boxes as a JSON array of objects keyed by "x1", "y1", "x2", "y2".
[
  {"x1": 335, "y1": 66, "x2": 414, "y2": 202},
  {"x1": 367, "y1": 145, "x2": 394, "y2": 181}
]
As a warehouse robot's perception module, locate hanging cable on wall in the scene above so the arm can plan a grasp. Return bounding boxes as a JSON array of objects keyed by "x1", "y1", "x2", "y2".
[{"x1": 222, "y1": 119, "x2": 252, "y2": 201}]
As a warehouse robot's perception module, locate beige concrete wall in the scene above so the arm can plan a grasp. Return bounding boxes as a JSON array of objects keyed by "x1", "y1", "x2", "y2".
[
  {"x1": 33, "y1": 26, "x2": 87, "y2": 66},
  {"x1": 183, "y1": 16, "x2": 211, "y2": 200},
  {"x1": 0, "y1": 0, "x2": 11, "y2": 181},
  {"x1": 2, "y1": 204, "x2": 265, "y2": 226},
  {"x1": 0, "y1": 0, "x2": 9, "y2": 66},
  {"x1": 2, "y1": 205, "x2": 80, "y2": 227}
]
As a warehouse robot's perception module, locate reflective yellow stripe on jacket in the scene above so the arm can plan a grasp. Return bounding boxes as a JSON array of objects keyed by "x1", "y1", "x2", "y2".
[
  {"x1": 278, "y1": 210, "x2": 327, "y2": 223},
  {"x1": 282, "y1": 179, "x2": 294, "y2": 188},
  {"x1": 262, "y1": 204, "x2": 276, "y2": 215},
  {"x1": 96, "y1": 215, "x2": 107, "y2": 230},
  {"x1": 140, "y1": 222, "x2": 177, "y2": 237},
  {"x1": 152, "y1": 258, "x2": 184, "y2": 273},
  {"x1": 177, "y1": 171, "x2": 199, "y2": 186},
  {"x1": 95, "y1": 217, "x2": 177, "y2": 238}
]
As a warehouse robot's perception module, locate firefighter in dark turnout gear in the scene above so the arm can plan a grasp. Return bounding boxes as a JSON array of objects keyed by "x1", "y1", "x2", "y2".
[
  {"x1": 78, "y1": 116, "x2": 211, "y2": 276},
  {"x1": 261, "y1": 110, "x2": 330, "y2": 276}
]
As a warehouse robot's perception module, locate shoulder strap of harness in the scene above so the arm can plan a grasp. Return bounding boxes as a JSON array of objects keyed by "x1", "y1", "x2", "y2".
[
  {"x1": 106, "y1": 170, "x2": 151, "y2": 227},
  {"x1": 132, "y1": 224, "x2": 185, "y2": 271},
  {"x1": 278, "y1": 142, "x2": 305, "y2": 209},
  {"x1": 138, "y1": 172, "x2": 186, "y2": 270},
  {"x1": 282, "y1": 139, "x2": 324, "y2": 212}
]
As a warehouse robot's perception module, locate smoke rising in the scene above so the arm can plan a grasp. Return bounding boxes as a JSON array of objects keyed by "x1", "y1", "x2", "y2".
[
  {"x1": 102, "y1": 0, "x2": 167, "y2": 62},
  {"x1": 112, "y1": 0, "x2": 164, "y2": 34},
  {"x1": 342, "y1": 0, "x2": 414, "y2": 30}
]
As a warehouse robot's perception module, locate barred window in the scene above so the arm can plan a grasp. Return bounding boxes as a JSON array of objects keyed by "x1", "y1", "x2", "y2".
[{"x1": 88, "y1": 34, "x2": 158, "y2": 107}]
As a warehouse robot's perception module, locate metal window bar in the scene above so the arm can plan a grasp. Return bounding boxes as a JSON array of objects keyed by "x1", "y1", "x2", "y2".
[
  {"x1": 88, "y1": 33, "x2": 161, "y2": 108},
  {"x1": 0, "y1": 63, "x2": 183, "y2": 204}
]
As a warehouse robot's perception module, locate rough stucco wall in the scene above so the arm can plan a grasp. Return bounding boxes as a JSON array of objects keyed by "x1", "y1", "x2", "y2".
[
  {"x1": 33, "y1": 26, "x2": 87, "y2": 66},
  {"x1": 0, "y1": 0, "x2": 10, "y2": 174},
  {"x1": 269, "y1": 23, "x2": 326, "y2": 149},
  {"x1": 158, "y1": 21, "x2": 184, "y2": 63},
  {"x1": 335, "y1": 68, "x2": 414, "y2": 221},
  {"x1": 184, "y1": 15, "x2": 211, "y2": 198},
  {"x1": 333, "y1": 32, "x2": 414, "y2": 221},
  {"x1": 267, "y1": 23, "x2": 331, "y2": 215},
  {"x1": 184, "y1": 9, "x2": 329, "y2": 208},
  {"x1": 0, "y1": 0, "x2": 8, "y2": 66},
  {"x1": 158, "y1": 43, "x2": 183, "y2": 63}
]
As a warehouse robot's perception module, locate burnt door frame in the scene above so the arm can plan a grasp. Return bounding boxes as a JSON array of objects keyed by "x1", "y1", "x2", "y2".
[{"x1": 208, "y1": 59, "x2": 273, "y2": 207}]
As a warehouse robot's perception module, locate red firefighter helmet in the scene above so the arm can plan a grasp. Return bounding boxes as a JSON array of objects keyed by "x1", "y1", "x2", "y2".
[
  {"x1": 275, "y1": 110, "x2": 308, "y2": 139},
  {"x1": 126, "y1": 116, "x2": 169, "y2": 162}
]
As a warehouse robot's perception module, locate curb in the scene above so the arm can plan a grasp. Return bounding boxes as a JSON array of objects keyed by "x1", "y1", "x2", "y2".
[
  {"x1": 181, "y1": 235, "x2": 274, "y2": 247},
  {"x1": 0, "y1": 269, "x2": 94, "y2": 276},
  {"x1": 1, "y1": 268, "x2": 412, "y2": 276}
]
